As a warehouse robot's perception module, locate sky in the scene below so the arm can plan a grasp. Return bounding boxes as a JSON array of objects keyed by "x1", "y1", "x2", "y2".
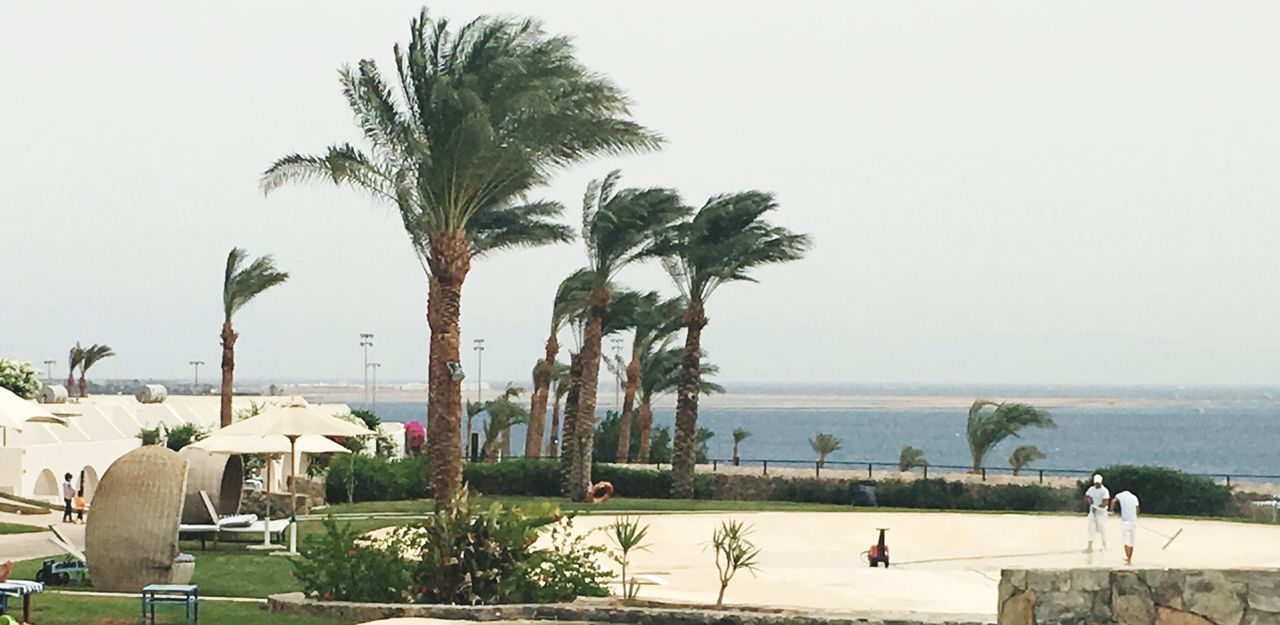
[{"x1": 3, "y1": 2, "x2": 1280, "y2": 388}]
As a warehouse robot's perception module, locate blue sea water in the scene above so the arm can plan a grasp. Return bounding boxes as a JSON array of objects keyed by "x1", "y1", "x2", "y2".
[{"x1": 350, "y1": 387, "x2": 1280, "y2": 479}]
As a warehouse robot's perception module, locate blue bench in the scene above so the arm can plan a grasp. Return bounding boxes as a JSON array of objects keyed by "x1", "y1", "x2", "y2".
[{"x1": 140, "y1": 584, "x2": 198, "y2": 625}]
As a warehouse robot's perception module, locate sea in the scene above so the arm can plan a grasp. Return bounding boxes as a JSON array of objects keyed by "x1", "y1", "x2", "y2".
[{"x1": 348, "y1": 384, "x2": 1280, "y2": 480}]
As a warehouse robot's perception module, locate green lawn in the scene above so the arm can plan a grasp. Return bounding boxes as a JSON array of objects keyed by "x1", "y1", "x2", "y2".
[
  {"x1": 319, "y1": 495, "x2": 857, "y2": 516},
  {"x1": 19, "y1": 594, "x2": 348, "y2": 625},
  {"x1": 0, "y1": 521, "x2": 43, "y2": 535}
]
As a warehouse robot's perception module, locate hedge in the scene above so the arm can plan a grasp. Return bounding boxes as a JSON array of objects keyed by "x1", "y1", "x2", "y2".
[
  {"x1": 875, "y1": 479, "x2": 1076, "y2": 512},
  {"x1": 1083, "y1": 465, "x2": 1231, "y2": 517}
]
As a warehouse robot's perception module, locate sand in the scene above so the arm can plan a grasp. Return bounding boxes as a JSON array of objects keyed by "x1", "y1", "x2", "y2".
[{"x1": 368, "y1": 511, "x2": 1280, "y2": 618}]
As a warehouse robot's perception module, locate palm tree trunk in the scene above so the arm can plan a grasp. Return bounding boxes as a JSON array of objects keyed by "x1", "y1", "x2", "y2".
[
  {"x1": 732, "y1": 442, "x2": 740, "y2": 466},
  {"x1": 569, "y1": 287, "x2": 609, "y2": 501},
  {"x1": 524, "y1": 335, "x2": 557, "y2": 458},
  {"x1": 220, "y1": 320, "x2": 237, "y2": 427},
  {"x1": 78, "y1": 369, "x2": 86, "y2": 398},
  {"x1": 426, "y1": 233, "x2": 470, "y2": 510},
  {"x1": 614, "y1": 356, "x2": 640, "y2": 463},
  {"x1": 558, "y1": 352, "x2": 583, "y2": 495},
  {"x1": 65, "y1": 371, "x2": 75, "y2": 397},
  {"x1": 671, "y1": 301, "x2": 707, "y2": 499},
  {"x1": 636, "y1": 401, "x2": 653, "y2": 464},
  {"x1": 500, "y1": 427, "x2": 510, "y2": 460},
  {"x1": 548, "y1": 391, "x2": 563, "y2": 457}
]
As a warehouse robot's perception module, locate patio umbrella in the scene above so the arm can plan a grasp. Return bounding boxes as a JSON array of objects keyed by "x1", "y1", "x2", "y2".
[
  {"x1": 192, "y1": 433, "x2": 351, "y2": 549},
  {"x1": 214, "y1": 401, "x2": 373, "y2": 553},
  {"x1": 0, "y1": 387, "x2": 68, "y2": 446}
]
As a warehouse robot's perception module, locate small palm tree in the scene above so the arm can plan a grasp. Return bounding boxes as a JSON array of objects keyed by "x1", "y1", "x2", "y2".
[
  {"x1": 654, "y1": 192, "x2": 810, "y2": 498},
  {"x1": 546, "y1": 362, "x2": 571, "y2": 457},
  {"x1": 731, "y1": 428, "x2": 751, "y2": 466},
  {"x1": 607, "y1": 516, "x2": 651, "y2": 601},
  {"x1": 77, "y1": 344, "x2": 115, "y2": 398},
  {"x1": 526, "y1": 270, "x2": 594, "y2": 458},
  {"x1": 616, "y1": 294, "x2": 682, "y2": 465},
  {"x1": 899, "y1": 445, "x2": 927, "y2": 472},
  {"x1": 65, "y1": 343, "x2": 85, "y2": 397},
  {"x1": 966, "y1": 399, "x2": 1055, "y2": 473},
  {"x1": 565, "y1": 171, "x2": 687, "y2": 500},
  {"x1": 1009, "y1": 445, "x2": 1047, "y2": 476},
  {"x1": 220, "y1": 248, "x2": 289, "y2": 427},
  {"x1": 634, "y1": 342, "x2": 725, "y2": 464},
  {"x1": 262, "y1": 9, "x2": 658, "y2": 510},
  {"x1": 810, "y1": 433, "x2": 842, "y2": 468}
]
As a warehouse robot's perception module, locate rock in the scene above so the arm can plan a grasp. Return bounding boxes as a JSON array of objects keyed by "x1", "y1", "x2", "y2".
[
  {"x1": 1006, "y1": 570, "x2": 1029, "y2": 592},
  {"x1": 1000, "y1": 590, "x2": 1036, "y2": 625},
  {"x1": 1249, "y1": 574, "x2": 1280, "y2": 613},
  {"x1": 1094, "y1": 589, "x2": 1115, "y2": 622},
  {"x1": 1185, "y1": 571, "x2": 1247, "y2": 625},
  {"x1": 1113, "y1": 571, "x2": 1156, "y2": 625},
  {"x1": 1035, "y1": 589, "x2": 1091, "y2": 625},
  {"x1": 1072, "y1": 570, "x2": 1110, "y2": 592},
  {"x1": 1029, "y1": 571, "x2": 1070, "y2": 593},
  {"x1": 1157, "y1": 606, "x2": 1215, "y2": 625},
  {"x1": 1243, "y1": 610, "x2": 1280, "y2": 625},
  {"x1": 1146, "y1": 571, "x2": 1187, "y2": 610}
]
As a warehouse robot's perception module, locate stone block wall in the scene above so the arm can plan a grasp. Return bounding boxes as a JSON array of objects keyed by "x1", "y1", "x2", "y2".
[{"x1": 1000, "y1": 569, "x2": 1280, "y2": 625}]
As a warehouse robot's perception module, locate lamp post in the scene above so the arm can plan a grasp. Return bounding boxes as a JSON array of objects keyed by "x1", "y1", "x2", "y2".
[
  {"x1": 359, "y1": 333, "x2": 374, "y2": 404},
  {"x1": 43, "y1": 360, "x2": 56, "y2": 381},
  {"x1": 610, "y1": 336, "x2": 624, "y2": 409},
  {"x1": 189, "y1": 360, "x2": 205, "y2": 389},
  {"x1": 468, "y1": 338, "x2": 484, "y2": 460},
  {"x1": 368, "y1": 363, "x2": 381, "y2": 410}
]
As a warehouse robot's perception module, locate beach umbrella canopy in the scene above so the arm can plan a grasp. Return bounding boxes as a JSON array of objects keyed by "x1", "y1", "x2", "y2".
[{"x1": 192, "y1": 434, "x2": 351, "y2": 455}]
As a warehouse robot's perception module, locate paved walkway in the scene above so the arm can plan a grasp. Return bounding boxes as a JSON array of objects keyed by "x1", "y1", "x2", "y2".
[{"x1": 0, "y1": 511, "x2": 84, "y2": 562}]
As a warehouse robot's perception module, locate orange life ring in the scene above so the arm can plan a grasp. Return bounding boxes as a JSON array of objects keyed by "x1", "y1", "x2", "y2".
[{"x1": 585, "y1": 481, "x2": 614, "y2": 504}]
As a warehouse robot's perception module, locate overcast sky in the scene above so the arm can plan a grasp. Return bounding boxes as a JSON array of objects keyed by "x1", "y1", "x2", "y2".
[{"x1": 3, "y1": 2, "x2": 1280, "y2": 388}]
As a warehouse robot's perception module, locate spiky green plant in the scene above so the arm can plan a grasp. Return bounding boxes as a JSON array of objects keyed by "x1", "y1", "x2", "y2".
[
  {"x1": 606, "y1": 515, "x2": 651, "y2": 601},
  {"x1": 710, "y1": 519, "x2": 760, "y2": 607}
]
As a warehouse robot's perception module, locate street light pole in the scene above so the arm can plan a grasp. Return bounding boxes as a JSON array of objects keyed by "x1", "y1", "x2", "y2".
[
  {"x1": 610, "y1": 336, "x2": 624, "y2": 409},
  {"x1": 359, "y1": 333, "x2": 374, "y2": 404},
  {"x1": 43, "y1": 360, "x2": 56, "y2": 381},
  {"x1": 368, "y1": 363, "x2": 381, "y2": 410},
  {"x1": 189, "y1": 360, "x2": 205, "y2": 389},
  {"x1": 468, "y1": 338, "x2": 485, "y2": 461}
]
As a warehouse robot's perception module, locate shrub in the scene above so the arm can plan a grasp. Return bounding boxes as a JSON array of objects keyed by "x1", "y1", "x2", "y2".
[
  {"x1": 137, "y1": 426, "x2": 163, "y2": 446},
  {"x1": 465, "y1": 459, "x2": 560, "y2": 497},
  {"x1": 875, "y1": 479, "x2": 1074, "y2": 512},
  {"x1": 0, "y1": 360, "x2": 41, "y2": 399},
  {"x1": 325, "y1": 455, "x2": 429, "y2": 503},
  {"x1": 1084, "y1": 465, "x2": 1231, "y2": 517},
  {"x1": 898, "y1": 445, "x2": 927, "y2": 472},
  {"x1": 164, "y1": 423, "x2": 208, "y2": 451},
  {"x1": 769, "y1": 478, "x2": 851, "y2": 505},
  {"x1": 525, "y1": 515, "x2": 611, "y2": 603},
  {"x1": 294, "y1": 515, "x2": 413, "y2": 602}
]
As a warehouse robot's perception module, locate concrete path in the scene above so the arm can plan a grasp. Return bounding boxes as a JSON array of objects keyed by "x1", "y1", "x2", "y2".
[{"x1": 0, "y1": 512, "x2": 85, "y2": 563}]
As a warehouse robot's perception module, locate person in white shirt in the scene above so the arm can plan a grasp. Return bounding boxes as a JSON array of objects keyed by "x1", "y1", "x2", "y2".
[
  {"x1": 1111, "y1": 490, "x2": 1140, "y2": 565},
  {"x1": 1083, "y1": 474, "x2": 1110, "y2": 552},
  {"x1": 60, "y1": 472, "x2": 76, "y2": 523}
]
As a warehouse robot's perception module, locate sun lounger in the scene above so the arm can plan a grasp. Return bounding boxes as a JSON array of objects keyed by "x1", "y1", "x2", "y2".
[
  {"x1": 222, "y1": 517, "x2": 290, "y2": 542},
  {"x1": 177, "y1": 491, "x2": 258, "y2": 549}
]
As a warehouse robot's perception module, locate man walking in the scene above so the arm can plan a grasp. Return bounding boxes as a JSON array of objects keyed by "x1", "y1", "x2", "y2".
[
  {"x1": 1084, "y1": 474, "x2": 1110, "y2": 552},
  {"x1": 60, "y1": 472, "x2": 75, "y2": 523},
  {"x1": 1112, "y1": 489, "x2": 1140, "y2": 565}
]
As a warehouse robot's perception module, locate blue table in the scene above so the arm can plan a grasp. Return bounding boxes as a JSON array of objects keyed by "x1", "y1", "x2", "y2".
[
  {"x1": 0, "y1": 580, "x2": 44, "y2": 623},
  {"x1": 140, "y1": 584, "x2": 198, "y2": 625}
]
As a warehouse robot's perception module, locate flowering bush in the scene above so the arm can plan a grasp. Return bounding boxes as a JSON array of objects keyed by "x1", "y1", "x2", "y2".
[
  {"x1": 0, "y1": 359, "x2": 42, "y2": 399},
  {"x1": 405, "y1": 421, "x2": 425, "y2": 452}
]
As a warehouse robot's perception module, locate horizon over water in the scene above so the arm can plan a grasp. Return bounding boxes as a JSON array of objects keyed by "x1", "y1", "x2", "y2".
[{"x1": 348, "y1": 383, "x2": 1280, "y2": 480}]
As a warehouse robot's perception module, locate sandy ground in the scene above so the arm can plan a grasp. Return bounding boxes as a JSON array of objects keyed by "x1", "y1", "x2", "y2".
[{"x1": 370, "y1": 511, "x2": 1280, "y2": 618}]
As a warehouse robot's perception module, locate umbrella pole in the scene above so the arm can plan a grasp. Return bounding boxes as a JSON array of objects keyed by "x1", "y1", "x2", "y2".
[
  {"x1": 263, "y1": 453, "x2": 272, "y2": 547},
  {"x1": 289, "y1": 436, "x2": 298, "y2": 554}
]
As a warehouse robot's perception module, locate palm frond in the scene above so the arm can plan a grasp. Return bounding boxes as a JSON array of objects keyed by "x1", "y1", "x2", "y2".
[{"x1": 223, "y1": 247, "x2": 290, "y2": 320}]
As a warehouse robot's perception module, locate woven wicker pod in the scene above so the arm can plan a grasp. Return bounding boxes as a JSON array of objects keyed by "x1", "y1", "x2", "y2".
[
  {"x1": 85, "y1": 445, "x2": 189, "y2": 592},
  {"x1": 178, "y1": 446, "x2": 243, "y2": 523}
]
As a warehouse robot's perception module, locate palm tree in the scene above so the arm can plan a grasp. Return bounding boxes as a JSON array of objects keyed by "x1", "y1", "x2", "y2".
[
  {"x1": 481, "y1": 385, "x2": 527, "y2": 462},
  {"x1": 965, "y1": 399, "x2": 1055, "y2": 473},
  {"x1": 262, "y1": 10, "x2": 657, "y2": 508},
  {"x1": 731, "y1": 428, "x2": 751, "y2": 466},
  {"x1": 65, "y1": 343, "x2": 84, "y2": 397},
  {"x1": 545, "y1": 361, "x2": 571, "y2": 457},
  {"x1": 810, "y1": 433, "x2": 841, "y2": 469},
  {"x1": 634, "y1": 342, "x2": 725, "y2": 464},
  {"x1": 899, "y1": 445, "x2": 927, "y2": 472},
  {"x1": 564, "y1": 172, "x2": 687, "y2": 499},
  {"x1": 614, "y1": 293, "x2": 682, "y2": 464},
  {"x1": 220, "y1": 248, "x2": 289, "y2": 427},
  {"x1": 1009, "y1": 444, "x2": 1047, "y2": 476},
  {"x1": 77, "y1": 344, "x2": 115, "y2": 397},
  {"x1": 655, "y1": 192, "x2": 810, "y2": 498},
  {"x1": 526, "y1": 270, "x2": 594, "y2": 458}
]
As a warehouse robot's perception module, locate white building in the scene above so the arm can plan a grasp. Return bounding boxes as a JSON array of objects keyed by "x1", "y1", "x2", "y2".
[{"x1": 0, "y1": 394, "x2": 353, "y2": 499}]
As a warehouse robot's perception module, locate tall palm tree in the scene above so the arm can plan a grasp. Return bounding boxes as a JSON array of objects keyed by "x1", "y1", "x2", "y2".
[
  {"x1": 810, "y1": 433, "x2": 841, "y2": 469},
  {"x1": 965, "y1": 399, "x2": 1055, "y2": 473},
  {"x1": 220, "y1": 248, "x2": 289, "y2": 427},
  {"x1": 731, "y1": 428, "x2": 751, "y2": 466},
  {"x1": 565, "y1": 172, "x2": 687, "y2": 499},
  {"x1": 65, "y1": 343, "x2": 84, "y2": 396},
  {"x1": 77, "y1": 344, "x2": 115, "y2": 398},
  {"x1": 526, "y1": 270, "x2": 593, "y2": 458},
  {"x1": 634, "y1": 342, "x2": 725, "y2": 464},
  {"x1": 261, "y1": 10, "x2": 658, "y2": 508},
  {"x1": 614, "y1": 293, "x2": 682, "y2": 464},
  {"x1": 655, "y1": 192, "x2": 810, "y2": 498},
  {"x1": 545, "y1": 361, "x2": 571, "y2": 457}
]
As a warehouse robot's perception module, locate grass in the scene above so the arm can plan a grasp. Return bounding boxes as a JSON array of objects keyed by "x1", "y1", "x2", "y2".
[
  {"x1": 19, "y1": 594, "x2": 346, "y2": 625},
  {"x1": 0, "y1": 521, "x2": 43, "y2": 534},
  {"x1": 319, "y1": 495, "x2": 858, "y2": 516}
]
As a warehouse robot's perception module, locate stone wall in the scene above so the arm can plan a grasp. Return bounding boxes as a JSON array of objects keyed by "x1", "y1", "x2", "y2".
[{"x1": 999, "y1": 569, "x2": 1280, "y2": 625}]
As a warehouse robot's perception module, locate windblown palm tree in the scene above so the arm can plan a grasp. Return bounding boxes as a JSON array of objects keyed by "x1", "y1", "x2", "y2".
[
  {"x1": 220, "y1": 248, "x2": 289, "y2": 427},
  {"x1": 77, "y1": 344, "x2": 115, "y2": 398},
  {"x1": 526, "y1": 270, "x2": 594, "y2": 458},
  {"x1": 1009, "y1": 444, "x2": 1046, "y2": 476},
  {"x1": 65, "y1": 343, "x2": 84, "y2": 397},
  {"x1": 731, "y1": 428, "x2": 751, "y2": 466},
  {"x1": 965, "y1": 399, "x2": 1055, "y2": 473},
  {"x1": 654, "y1": 192, "x2": 810, "y2": 497},
  {"x1": 899, "y1": 445, "x2": 927, "y2": 472},
  {"x1": 810, "y1": 433, "x2": 842, "y2": 469},
  {"x1": 614, "y1": 293, "x2": 682, "y2": 464},
  {"x1": 261, "y1": 10, "x2": 658, "y2": 508},
  {"x1": 563, "y1": 172, "x2": 686, "y2": 499},
  {"x1": 545, "y1": 361, "x2": 571, "y2": 457},
  {"x1": 634, "y1": 342, "x2": 724, "y2": 464}
]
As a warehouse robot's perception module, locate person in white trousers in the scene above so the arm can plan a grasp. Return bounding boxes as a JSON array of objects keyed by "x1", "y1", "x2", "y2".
[
  {"x1": 1112, "y1": 490, "x2": 1140, "y2": 565},
  {"x1": 1084, "y1": 474, "x2": 1110, "y2": 552}
]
